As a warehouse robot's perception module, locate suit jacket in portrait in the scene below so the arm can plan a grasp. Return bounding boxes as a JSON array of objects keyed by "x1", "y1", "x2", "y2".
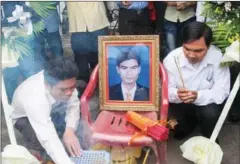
[{"x1": 109, "y1": 83, "x2": 149, "y2": 101}]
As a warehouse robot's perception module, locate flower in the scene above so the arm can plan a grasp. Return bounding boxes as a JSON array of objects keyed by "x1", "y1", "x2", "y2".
[
  {"x1": 224, "y1": 2, "x2": 232, "y2": 12},
  {"x1": 202, "y1": 1, "x2": 240, "y2": 66},
  {"x1": 221, "y1": 40, "x2": 240, "y2": 63}
]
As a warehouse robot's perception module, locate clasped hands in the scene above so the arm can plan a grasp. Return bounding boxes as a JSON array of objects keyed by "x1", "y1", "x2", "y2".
[
  {"x1": 176, "y1": 1, "x2": 188, "y2": 10},
  {"x1": 177, "y1": 88, "x2": 198, "y2": 104}
]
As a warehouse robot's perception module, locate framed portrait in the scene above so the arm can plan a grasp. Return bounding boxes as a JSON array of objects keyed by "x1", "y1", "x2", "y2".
[{"x1": 98, "y1": 35, "x2": 160, "y2": 111}]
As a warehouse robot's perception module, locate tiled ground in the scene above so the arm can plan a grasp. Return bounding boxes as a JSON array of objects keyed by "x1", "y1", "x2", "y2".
[{"x1": 1, "y1": 34, "x2": 239, "y2": 164}]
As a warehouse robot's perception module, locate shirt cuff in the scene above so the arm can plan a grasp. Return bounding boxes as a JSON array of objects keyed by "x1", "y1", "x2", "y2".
[
  {"x1": 194, "y1": 91, "x2": 203, "y2": 106},
  {"x1": 169, "y1": 88, "x2": 182, "y2": 104},
  {"x1": 66, "y1": 120, "x2": 78, "y2": 131}
]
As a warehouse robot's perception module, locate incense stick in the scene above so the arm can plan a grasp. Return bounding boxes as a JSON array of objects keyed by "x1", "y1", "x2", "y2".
[
  {"x1": 142, "y1": 149, "x2": 150, "y2": 164},
  {"x1": 174, "y1": 56, "x2": 186, "y2": 89}
]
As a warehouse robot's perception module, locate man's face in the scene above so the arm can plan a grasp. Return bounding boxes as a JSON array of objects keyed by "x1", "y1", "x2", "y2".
[
  {"x1": 48, "y1": 78, "x2": 77, "y2": 101},
  {"x1": 117, "y1": 59, "x2": 141, "y2": 85},
  {"x1": 183, "y1": 37, "x2": 208, "y2": 64}
]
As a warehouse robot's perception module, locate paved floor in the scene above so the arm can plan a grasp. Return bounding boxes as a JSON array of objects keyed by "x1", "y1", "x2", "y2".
[{"x1": 1, "y1": 34, "x2": 240, "y2": 163}]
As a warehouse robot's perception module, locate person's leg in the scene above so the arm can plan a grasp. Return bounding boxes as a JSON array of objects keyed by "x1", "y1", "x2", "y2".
[
  {"x1": 118, "y1": 8, "x2": 136, "y2": 35},
  {"x1": 153, "y1": 2, "x2": 166, "y2": 34},
  {"x1": 228, "y1": 62, "x2": 240, "y2": 122},
  {"x1": 33, "y1": 29, "x2": 48, "y2": 72},
  {"x1": 89, "y1": 27, "x2": 109, "y2": 69},
  {"x1": 14, "y1": 117, "x2": 46, "y2": 160},
  {"x1": 3, "y1": 35, "x2": 36, "y2": 103},
  {"x1": 71, "y1": 32, "x2": 91, "y2": 83},
  {"x1": 17, "y1": 35, "x2": 36, "y2": 78},
  {"x1": 196, "y1": 103, "x2": 222, "y2": 140},
  {"x1": 163, "y1": 19, "x2": 177, "y2": 56},
  {"x1": 45, "y1": 30, "x2": 63, "y2": 57},
  {"x1": 177, "y1": 16, "x2": 196, "y2": 47},
  {"x1": 3, "y1": 67, "x2": 21, "y2": 103},
  {"x1": 168, "y1": 103, "x2": 198, "y2": 140},
  {"x1": 135, "y1": 8, "x2": 152, "y2": 35}
]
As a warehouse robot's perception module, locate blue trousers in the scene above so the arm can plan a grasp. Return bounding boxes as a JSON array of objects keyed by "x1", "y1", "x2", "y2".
[
  {"x1": 163, "y1": 17, "x2": 196, "y2": 56},
  {"x1": 34, "y1": 29, "x2": 63, "y2": 71},
  {"x1": 3, "y1": 35, "x2": 36, "y2": 103}
]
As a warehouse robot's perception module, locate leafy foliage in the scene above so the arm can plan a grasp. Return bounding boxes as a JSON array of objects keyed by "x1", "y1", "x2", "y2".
[
  {"x1": 2, "y1": 2, "x2": 56, "y2": 63},
  {"x1": 29, "y1": 2, "x2": 56, "y2": 18},
  {"x1": 202, "y1": 2, "x2": 240, "y2": 53},
  {"x1": 29, "y1": 2, "x2": 56, "y2": 34}
]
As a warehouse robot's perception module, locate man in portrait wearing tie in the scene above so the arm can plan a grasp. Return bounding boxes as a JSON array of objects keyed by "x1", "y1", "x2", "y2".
[
  {"x1": 163, "y1": 21, "x2": 230, "y2": 141},
  {"x1": 11, "y1": 56, "x2": 85, "y2": 164},
  {"x1": 109, "y1": 50, "x2": 149, "y2": 101}
]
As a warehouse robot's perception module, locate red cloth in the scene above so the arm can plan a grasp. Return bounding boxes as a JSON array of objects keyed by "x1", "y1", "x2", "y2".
[{"x1": 148, "y1": 2, "x2": 156, "y2": 21}]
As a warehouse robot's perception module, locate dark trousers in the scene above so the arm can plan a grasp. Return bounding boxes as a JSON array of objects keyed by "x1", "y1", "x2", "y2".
[
  {"x1": 34, "y1": 29, "x2": 63, "y2": 72},
  {"x1": 169, "y1": 103, "x2": 222, "y2": 140},
  {"x1": 118, "y1": 8, "x2": 152, "y2": 35},
  {"x1": 15, "y1": 117, "x2": 45, "y2": 152},
  {"x1": 71, "y1": 27, "x2": 108, "y2": 83},
  {"x1": 229, "y1": 62, "x2": 240, "y2": 121},
  {"x1": 14, "y1": 103, "x2": 67, "y2": 152}
]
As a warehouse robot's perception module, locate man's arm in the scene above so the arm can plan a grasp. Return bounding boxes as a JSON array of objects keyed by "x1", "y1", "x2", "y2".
[
  {"x1": 64, "y1": 89, "x2": 81, "y2": 156},
  {"x1": 194, "y1": 64, "x2": 230, "y2": 106},
  {"x1": 23, "y1": 98, "x2": 74, "y2": 164}
]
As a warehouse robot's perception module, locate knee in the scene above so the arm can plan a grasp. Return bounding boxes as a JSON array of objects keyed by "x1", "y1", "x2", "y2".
[{"x1": 200, "y1": 103, "x2": 222, "y2": 120}]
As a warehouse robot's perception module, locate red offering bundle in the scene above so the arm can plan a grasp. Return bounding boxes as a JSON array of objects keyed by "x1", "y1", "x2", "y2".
[{"x1": 125, "y1": 111, "x2": 172, "y2": 143}]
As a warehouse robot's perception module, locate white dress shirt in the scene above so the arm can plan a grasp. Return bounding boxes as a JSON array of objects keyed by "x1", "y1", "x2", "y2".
[
  {"x1": 163, "y1": 45, "x2": 230, "y2": 106},
  {"x1": 11, "y1": 71, "x2": 80, "y2": 164},
  {"x1": 121, "y1": 83, "x2": 137, "y2": 101}
]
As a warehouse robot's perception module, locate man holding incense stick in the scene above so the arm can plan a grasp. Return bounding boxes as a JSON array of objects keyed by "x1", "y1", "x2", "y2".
[{"x1": 163, "y1": 21, "x2": 230, "y2": 140}]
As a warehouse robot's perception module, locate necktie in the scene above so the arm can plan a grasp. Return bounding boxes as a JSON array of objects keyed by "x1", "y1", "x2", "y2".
[{"x1": 125, "y1": 92, "x2": 132, "y2": 101}]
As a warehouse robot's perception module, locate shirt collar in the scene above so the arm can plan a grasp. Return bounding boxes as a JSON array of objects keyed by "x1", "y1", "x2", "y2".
[
  {"x1": 44, "y1": 84, "x2": 57, "y2": 105},
  {"x1": 178, "y1": 50, "x2": 190, "y2": 67}
]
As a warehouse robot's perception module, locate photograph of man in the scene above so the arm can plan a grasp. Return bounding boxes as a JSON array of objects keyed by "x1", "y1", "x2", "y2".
[{"x1": 109, "y1": 50, "x2": 149, "y2": 101}]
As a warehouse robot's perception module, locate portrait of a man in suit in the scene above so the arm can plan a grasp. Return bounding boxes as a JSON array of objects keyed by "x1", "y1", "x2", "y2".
[{"x1": 109, "y1": 50, "x2": 149, "y2": 101}]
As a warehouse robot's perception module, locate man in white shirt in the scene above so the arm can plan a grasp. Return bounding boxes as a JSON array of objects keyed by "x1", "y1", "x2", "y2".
[
  {"x1": 163, "y1": 22, "x2": 230, "y2": 140},
  {"x1": 11, "y1": 56, "x2": 82, "y2": 164},
  {"x1": 109, "y1": 50, "x2": 149, "y2": 101}
]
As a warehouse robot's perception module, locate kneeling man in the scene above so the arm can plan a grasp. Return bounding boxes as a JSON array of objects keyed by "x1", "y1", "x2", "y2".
[
  {"x1": 11, "y1": 56, "x2": 82, "y2": 164},
  {"x1": 163, "y1": 21, "x2": 230, "y2": 140}
]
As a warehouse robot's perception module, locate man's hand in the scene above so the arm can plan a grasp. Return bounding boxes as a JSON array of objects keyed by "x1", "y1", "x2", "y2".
[
  {"x1": 121, "y1": 1, "x2": 132, "y2": 6},
  {"x1": 177, "y1": 88, "x2": 198, "y2": 104},
  {"x1": 176, "y1": 2, "x2": 187, "y2": 10},
  {"x1": 63, "y1": 128, "x2": 82, "y2": 157}
]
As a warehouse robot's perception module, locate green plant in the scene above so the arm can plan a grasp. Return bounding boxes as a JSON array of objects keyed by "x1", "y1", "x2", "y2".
[
  {"x1": 2, "y1": 2, "x2": 56, "y2": 64},
  {"x1": 202, "y1": 2, "x2": 240, "y2": 53}
]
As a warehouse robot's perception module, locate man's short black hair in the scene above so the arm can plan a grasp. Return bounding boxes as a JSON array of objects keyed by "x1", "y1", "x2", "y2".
[
  {"x1": 182, "y1": 21, "x2": 212, "y2": 47},
  {"x1": 44, "y1": 56, "x2": 79, "y2": 86},
  {"x1": 116, "y1": 50, "x2": 141, "y2": 67}
]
